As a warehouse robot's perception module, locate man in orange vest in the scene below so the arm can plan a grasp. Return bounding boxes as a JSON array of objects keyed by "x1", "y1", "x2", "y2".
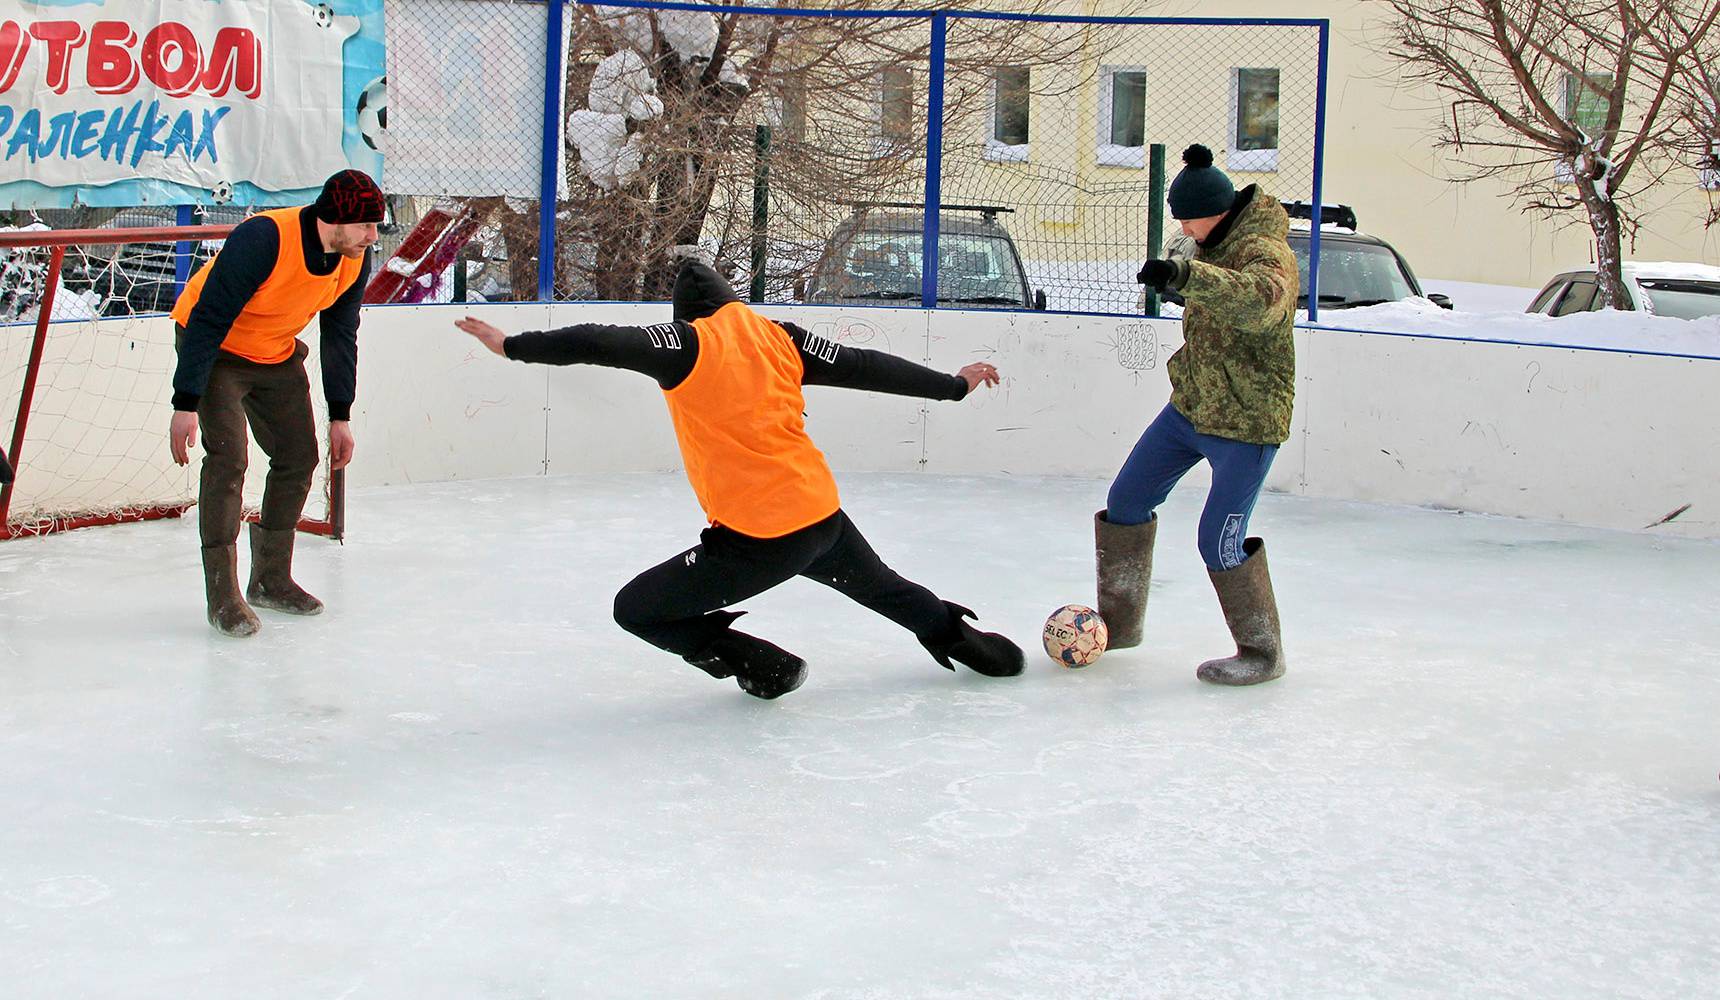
[
  {"x1": 167, "y1": 169, "x2": 383, "y2": 637},
  {"x1": 455, "y1": 260, "x2": 1025, "y2": 698}
]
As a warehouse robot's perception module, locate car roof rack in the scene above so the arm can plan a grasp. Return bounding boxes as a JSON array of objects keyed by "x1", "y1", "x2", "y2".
[
  {"x1": 852, "y1": 202, "x2": 1016, "y2": 223},
  {"x1": 1280, "y1": 201, "x2": 1357, "y2": 231}
]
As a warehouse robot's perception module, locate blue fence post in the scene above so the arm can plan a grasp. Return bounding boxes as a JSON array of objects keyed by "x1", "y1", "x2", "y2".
[
  {"x1": 920, "y1": 13, "x2": 948, "y2": 310},
  {"x1": 1307, "y1": 19, "x2": 1330, "y2": 324},
  {"x1": 173, "y1": 204, "x2": 195, "y2": 296},
  {"x1": 536, "y1": 0, "x2": 566, "y2": 302}
]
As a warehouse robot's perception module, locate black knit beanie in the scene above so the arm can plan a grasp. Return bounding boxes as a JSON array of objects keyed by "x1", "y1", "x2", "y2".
[
  {"x1": 1167, "y1": 145, "x2": 1235, "y2": 220},
  {"x1": 313, "y1": 169, "x2": 386, "y2": 225}
]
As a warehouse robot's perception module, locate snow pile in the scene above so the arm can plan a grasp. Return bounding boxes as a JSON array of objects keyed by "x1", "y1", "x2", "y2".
[
  {"x1": 1310, "y1": 296, "x2": 1720, "y2": 357},
  {"x1": 569, "y1": 50, "x2": 660, "y2": 191},
  {"x1": 1419, "y1": 279, "x2": 1535, "y2": 313},
  {"x1": 1626, "y1": 260, "x2": 1720, "y2": 281},
  {"x1": 592, "y1": 5, "x2": 652, "y2": 53},
  {"x1": 657, "y1": 10, "x2": 718, "y2": 61}
]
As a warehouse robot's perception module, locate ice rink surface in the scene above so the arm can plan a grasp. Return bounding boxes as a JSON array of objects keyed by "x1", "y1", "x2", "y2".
[{"x1": 3, "y1": 472, "x2": 1717, "y2": 999}]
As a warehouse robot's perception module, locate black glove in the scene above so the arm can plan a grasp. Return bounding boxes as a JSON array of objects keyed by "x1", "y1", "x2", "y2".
[
  {"x1": 1136, "y1": 258, "x2": 1179, "y2": 290},
  {"x1": 0, "y1": 443, "x2": 12, "y2": 485}
]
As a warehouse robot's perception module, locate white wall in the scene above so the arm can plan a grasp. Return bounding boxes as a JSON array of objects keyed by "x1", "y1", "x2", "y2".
[
  {"x1": 343, "y1": 303, "x2": 1720, "y2": 539},
  {"x1": 14, "y1": 304, "x2": 1710, "y2": 538}
]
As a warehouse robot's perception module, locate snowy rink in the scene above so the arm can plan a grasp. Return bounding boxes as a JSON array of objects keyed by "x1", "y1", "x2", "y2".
[{"x1": 2, "y1": 472, "x2": 1718, "y2": 999}]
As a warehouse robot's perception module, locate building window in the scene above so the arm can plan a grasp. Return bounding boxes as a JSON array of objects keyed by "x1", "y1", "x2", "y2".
[
  {"x1": 774, "y1": 81, "x2": 807, "y2": 144},
  {"x1": 880, "y1": 66, "x2": 914, "y2": 143},
  {"x1": 1097, "y1": 66, "x2": 1146, "y2": 167},
  {"x1": 1230, "y1": 67, "x2": 1279, "y2": 172},
  {"x1": 1556, "y1": 72, "x2": 1614, "y2": 183},
  {"x1": 1563, "y1": 72, "x2": 1614, "y2": 137},
  {"x1": 987, "y1": 66, "x2": 1030, "y2": 162}
]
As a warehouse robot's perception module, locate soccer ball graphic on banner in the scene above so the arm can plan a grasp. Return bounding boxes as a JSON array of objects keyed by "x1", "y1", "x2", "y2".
[
  {"x1": 1043, "y1": 604, "x2": 1107, "y2": 668},
  {"x1": 356, "y1": 76, "x2": 389, "y2": 152}
]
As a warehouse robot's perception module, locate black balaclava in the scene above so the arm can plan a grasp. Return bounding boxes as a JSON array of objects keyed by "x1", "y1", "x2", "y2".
[{"x1": 671, "y1": 261, "x2": 743, "y2": 322}]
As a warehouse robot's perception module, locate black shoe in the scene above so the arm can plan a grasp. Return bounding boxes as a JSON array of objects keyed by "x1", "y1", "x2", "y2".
[
  {"x1": 920, "y1": 602, "x2": 1025, "y2": 677},
  {"x1": 685, "y1": 630, "x2": 808, "y2": 700}
]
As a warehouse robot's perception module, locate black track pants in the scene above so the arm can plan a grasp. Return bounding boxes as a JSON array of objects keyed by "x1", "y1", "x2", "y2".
[{"x1": 612, "y1": 510, "x2": 955, "y2": 656}]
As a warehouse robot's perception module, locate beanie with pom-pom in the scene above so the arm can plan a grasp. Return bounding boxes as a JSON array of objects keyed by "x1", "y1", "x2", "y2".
[{"x1": 1167, "y1": 144, "x2": 1235, "y2": 220}]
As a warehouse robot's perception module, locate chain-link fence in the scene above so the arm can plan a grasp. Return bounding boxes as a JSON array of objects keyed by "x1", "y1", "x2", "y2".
[{"x1": 2, "y1": 2, "x2": 1329, "y2": 319}]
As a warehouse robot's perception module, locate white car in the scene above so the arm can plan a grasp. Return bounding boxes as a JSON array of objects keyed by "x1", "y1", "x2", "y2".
[{"x1": 1525, "y1": 262, "x2": 1720, "y2": 319}]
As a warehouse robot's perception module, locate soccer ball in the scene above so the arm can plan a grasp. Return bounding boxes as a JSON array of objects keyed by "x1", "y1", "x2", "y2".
[
  {"x1": 1043, "y1": 604, "x2": 1107, "y2": 668},
  {"x1": 356, "y1": 75, "x2": 388, "y2": 152},
  {"x1": 210, "y1": 180, "x2": 233, "y2": 205},
  {"x1": 312, "y1": 3, "x2": 334, "y2": 29}
]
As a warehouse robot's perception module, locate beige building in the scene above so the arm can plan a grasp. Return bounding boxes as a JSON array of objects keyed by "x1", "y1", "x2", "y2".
[{"x1": 930, "y1": 0, "x2": 1720, "y2": 294}]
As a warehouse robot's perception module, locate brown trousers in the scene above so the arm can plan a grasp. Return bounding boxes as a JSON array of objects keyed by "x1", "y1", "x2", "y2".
[{"x1": 178, "y1": 329, "x2": 319, "y2": 546}]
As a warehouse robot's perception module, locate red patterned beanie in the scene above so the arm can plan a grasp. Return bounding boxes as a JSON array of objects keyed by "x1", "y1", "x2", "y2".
[{"x1": 314, "y1": 169, "x2": 385, "y2": 225}]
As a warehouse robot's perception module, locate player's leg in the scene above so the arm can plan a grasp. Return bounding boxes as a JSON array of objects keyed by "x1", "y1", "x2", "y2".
[
  {"x1": 799, "y1": 511, "x2": 1023, "y2": 677},
  {"x1": 239, "y1": 343, "x2": 323, "y2": 616},
  {"x1": 194, "y1": 352, "x2": 258, "y2": 637},
  {"x1": 612, "y1": 517, "x2": 841, "y2": 698},
  {"x1": 1097, "y1": 404, "x2": 1203, "y2": 648},
  {"x1": 1191, "y1": 433, "x2": 1283, "y2": 685}
]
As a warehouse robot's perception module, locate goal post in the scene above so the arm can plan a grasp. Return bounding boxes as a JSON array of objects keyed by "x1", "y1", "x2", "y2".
[{"x1": 0, "y1": 224, "x2": 344, "y2": 541}]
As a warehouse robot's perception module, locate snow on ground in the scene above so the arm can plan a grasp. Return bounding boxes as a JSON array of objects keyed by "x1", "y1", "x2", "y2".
[
  {"x1": 1418, "y1": 279, "x2": 1537, "y2": 314},
  {"x1": 3, "y1": 471, "x2": 1718, "y2": 998},
  {"x1": 1309, "y1": 296, "x2": 1720, "y2": 357}
]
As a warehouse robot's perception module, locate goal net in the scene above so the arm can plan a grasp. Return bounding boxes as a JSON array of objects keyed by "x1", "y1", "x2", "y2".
[{"x1": 0, "y1": 223, "x2": 343, "y2": 540}]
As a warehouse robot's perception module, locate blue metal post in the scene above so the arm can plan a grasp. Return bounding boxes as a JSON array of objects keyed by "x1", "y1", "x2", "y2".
[
  {"x1": 173, "y1": 204, "x2": 195, "y2": 295},
  {"x1": 1306, "y1": 20, "x2": 1330, "y2": 324},
  {"x1": 536, "y1": 0, "x2": 566, "y2": 302},
  {"x1": 919, "y1": 13, "x2": 948, "y2": 309}
]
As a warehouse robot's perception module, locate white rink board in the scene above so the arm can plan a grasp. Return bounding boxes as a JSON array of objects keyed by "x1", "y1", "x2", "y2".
[{"x1": 23, "y1": 305, "x2": 1720, "y2": 538}]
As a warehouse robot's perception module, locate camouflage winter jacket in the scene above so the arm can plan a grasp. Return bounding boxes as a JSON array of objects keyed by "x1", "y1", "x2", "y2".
[{"x1": 1165, "y1": 185, "x2": 1298, "y2": 445}]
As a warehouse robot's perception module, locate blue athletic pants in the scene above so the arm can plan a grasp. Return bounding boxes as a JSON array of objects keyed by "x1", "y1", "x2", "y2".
[{"x1": 1106, "y1": 404, "x2": 1278, "y2": 572}]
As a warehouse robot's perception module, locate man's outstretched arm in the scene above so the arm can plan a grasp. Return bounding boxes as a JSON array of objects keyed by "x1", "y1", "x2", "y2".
[
  {"x1": 778, "y1": 320, "x2": 997, "y2": 400},
  {"x1": 456, "y1": 317, "x2": 700, "y2": 390}
]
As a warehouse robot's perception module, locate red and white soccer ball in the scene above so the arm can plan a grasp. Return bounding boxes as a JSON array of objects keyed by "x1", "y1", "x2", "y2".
[{"x1": 1043, "y1": 604, "x2": 1107, "y2": 668}]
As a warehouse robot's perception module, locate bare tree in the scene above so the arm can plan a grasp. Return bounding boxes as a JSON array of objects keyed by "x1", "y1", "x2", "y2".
[
  {"x1": 489, "y1": 1, "x2": 1103, "y2": 302},
  {"x1": 1670, "y1": 42, "x2": 1720, "y2": 225},
  {"x1": 1380, "y1": 0, "x2": 1720, "y2": 308}
]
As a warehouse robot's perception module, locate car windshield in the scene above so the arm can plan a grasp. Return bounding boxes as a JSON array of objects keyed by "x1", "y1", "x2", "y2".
[
  {"x1": 1636, "y1": 279, "x2": 1720, "y2": 320},
  {"x1": 1288, "y1": 235, "x2": 1415, "y2": 307},
  {"x1": 831, "y1": 229, "x2": 1022, "y2": 304}
]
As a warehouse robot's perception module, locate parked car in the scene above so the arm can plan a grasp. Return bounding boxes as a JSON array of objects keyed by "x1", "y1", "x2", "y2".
[
  {"x1": 1154, "y1": 202, "x2": 1451, "y2": 312},
  {"x1": 802, "y1": 203, "x2": 1048, "y2": 310},
  {"x1": 1525, "y1": 262, "x2": 1720, "y2": 319}
]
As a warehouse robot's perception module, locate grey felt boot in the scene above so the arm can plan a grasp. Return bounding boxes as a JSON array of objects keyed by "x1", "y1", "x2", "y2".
[
  {"x1": 202, "y1": 544, "x2": 260, "y2": 637},
  {"x1": 246, "y1": 524, "x2": 324, "y2": 616},
  {"x1": 1095, "y1": 511, "x2": 1156, "y2": 649},
  {"x1": 1196, "y1": 538, "x2": 1285, "y2": 686}
]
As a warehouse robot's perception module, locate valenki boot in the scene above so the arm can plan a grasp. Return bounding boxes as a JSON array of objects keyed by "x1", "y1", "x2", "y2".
[
  {"x1": 1095, "y1": 511, "x2": 1156, "y2": 649},
  {"x1": 1196, "y1": 537, "x2": 1285, "y2": 686},
  {"x1": 919, "y1": 601, "x2": 1025, "y2": 677},
  {"x1": 246, "y1": 523, "x2": 324, "y2": 615},
  {"x1": 202, "y1": 544, "x2": 260, "y2": 637},
  {"x1": 685, "y1": 629, "x2": 808, "y2": 700}
]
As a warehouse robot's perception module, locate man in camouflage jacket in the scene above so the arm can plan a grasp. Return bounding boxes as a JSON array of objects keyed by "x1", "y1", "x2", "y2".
[{"x1": 1094, "y1": 143, "x2": 1297, "y2": 686}]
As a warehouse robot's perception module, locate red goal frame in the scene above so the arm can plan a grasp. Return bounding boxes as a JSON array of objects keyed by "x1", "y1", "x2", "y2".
[{"x1": 0, "y1": 225, "x2": 345, "y2": 541}]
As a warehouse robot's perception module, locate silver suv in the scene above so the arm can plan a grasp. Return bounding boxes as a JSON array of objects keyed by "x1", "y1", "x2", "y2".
[
  {"x1": 1526, "y1": 263, "x2": 1720, "y2": 319},
  {"x1": 802, "y1": 203, "x2": 1047, "y2": 310}
]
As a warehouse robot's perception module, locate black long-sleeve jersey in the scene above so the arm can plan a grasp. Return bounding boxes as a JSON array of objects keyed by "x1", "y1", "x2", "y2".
[
  {"x1": 501, "y1": 317, "x2": 971, "y2": 401},
  {"x1": 171, "y1": 205, "x2": 367, "y2": 420}
]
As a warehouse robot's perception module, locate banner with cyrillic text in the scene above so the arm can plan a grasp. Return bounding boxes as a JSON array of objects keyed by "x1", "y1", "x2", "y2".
[{"x1": 0, "y1": 0, "x2": 386, "y2": 208}]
